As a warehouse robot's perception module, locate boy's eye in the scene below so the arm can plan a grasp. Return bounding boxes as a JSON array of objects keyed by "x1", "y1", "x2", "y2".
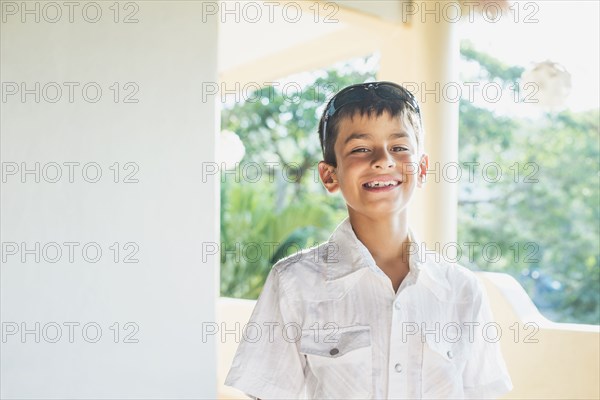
[
  {"x1": 351, "y1": 146, "x2": 409, "y2": 154},
  {"x1": 392, "y1": 146, "x2": 409, "y2": 152}
]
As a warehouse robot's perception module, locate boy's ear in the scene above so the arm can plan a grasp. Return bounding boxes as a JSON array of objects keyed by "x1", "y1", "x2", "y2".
[
  {"x1": 318, "y1": 161, "x2": 339, "y2": 193},
  {"x1": 417, "y1": 154, "x2": 429, "y2": 188}
]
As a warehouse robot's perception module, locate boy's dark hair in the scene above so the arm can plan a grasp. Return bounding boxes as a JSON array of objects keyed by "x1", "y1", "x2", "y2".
[{"x1": 318, "y1": 82, "x2": 423, "y2": 167}]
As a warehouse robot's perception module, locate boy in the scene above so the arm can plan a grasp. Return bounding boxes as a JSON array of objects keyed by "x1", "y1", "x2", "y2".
[{"x1": 225, "y1": 81, "x2": 513, "y2": 399}]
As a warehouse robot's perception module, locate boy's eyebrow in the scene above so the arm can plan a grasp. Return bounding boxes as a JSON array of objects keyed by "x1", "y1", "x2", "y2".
[{"x1": 344, "y1": 132, "x2": 410, "y2": 145}]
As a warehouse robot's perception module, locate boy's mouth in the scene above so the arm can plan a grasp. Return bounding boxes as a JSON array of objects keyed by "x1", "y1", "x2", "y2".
[{"x1": 362, "y1": 179, "x2": 401, "y2": 191}]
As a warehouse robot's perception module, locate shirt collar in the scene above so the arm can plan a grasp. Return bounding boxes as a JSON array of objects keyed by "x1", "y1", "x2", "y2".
[{"x1": 325, "y1": 216, "x2": 452, "y2": 300}]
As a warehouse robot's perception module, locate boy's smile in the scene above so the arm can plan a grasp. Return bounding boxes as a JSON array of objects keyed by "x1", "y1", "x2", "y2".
[
  {"x1": 319, "y1": 111, "x2": 428, "y2": 220},
  {"x1": 362, "y1": 174, "x2": 401, "y2": 191}
]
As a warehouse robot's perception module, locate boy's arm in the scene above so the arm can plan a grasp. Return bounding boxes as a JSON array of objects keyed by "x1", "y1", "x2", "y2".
[
  {"x1": 462, "y1": 278, "x2": 513, "y2": 399},
  {"x1": 224, "y1": 267, "x2": 306, "y2": 400}
]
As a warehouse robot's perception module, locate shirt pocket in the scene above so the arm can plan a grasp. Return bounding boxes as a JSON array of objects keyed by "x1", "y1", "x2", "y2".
[
  {"x1": 421, "y1": 334, "x2": 472, "y2": 398},
  {"x1": 300, "y1": 325, "x2": 373, "y2": 399}
]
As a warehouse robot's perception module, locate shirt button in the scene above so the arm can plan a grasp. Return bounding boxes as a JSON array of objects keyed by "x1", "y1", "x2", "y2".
[
  {"x1": 329, "y1": 348, "x2": 339, "y2": 356},
  {"x1": 394, "y1": 363, "x2": 402, "y2": 373},
  {"x1": 447, "y1": 350, "x2": 454, "y2": 359},
  {"x1": 394, "y1": 302, "x2": 401, "y2": 310}
]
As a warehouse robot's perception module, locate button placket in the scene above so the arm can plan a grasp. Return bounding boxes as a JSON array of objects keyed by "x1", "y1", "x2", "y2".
[{"x1": 388, "y1": 295, "x2": 409, "y2": 399}]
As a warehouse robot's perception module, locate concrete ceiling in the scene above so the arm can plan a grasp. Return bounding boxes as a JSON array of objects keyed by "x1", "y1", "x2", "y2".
[
  {"x1": 218, "y1": 1, "x2": 408, "y2": 82},
  {"x1": 328, "y1": 0, "x2": 409, "y2": 24}
]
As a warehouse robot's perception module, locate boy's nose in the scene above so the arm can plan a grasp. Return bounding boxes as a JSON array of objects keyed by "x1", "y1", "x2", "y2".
[{"x1": 371, "y1": 148, "x2": 396, "y2": 169}]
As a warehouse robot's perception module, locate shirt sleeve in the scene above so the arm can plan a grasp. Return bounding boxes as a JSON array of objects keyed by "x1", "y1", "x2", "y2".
[
  {"x1": 224, "y1": 266, "x2": 306, "y2": 400},
  {"x1": 462, "y1": 278, "x2": 514, "y2": 399}
]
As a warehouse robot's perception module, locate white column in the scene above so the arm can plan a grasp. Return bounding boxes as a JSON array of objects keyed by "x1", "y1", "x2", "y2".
[
  {"x1": 379, "y1": 17, "x2": 460, "y2": 248},
  {"x1": 1, "y1": 2, "x2": 219, "y2": 398}
]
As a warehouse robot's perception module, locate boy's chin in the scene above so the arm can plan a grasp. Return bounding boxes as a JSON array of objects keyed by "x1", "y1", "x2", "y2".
[{"x1": 347, "y1": 203, "x2": 411, "y2": 218}]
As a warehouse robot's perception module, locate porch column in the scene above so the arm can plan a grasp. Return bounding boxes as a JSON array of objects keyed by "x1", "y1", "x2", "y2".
[{"x1": 378, "y1": 16, "x2": 460, "y2": 248}]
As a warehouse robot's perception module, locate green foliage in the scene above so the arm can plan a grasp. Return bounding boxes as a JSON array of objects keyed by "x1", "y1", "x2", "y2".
[
  {"x1": 221, "y1": 69, "x2": 377, "y2": 169},
  {"x1": 220, "y1": 174, "x2": 345, "y2": 299},
  {"x1": 458, "y1": 108, "x2": 600, "y2": 324},
  {"x1": 461, "y1": 40, "x2": 524, "y2": 82},
  {"x1": 458, "y1": 47, "x2": 600, "y2": 325}
]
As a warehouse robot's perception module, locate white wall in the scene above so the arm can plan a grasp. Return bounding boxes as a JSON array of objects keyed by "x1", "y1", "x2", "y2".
[{"x1": 1, "y1": 2, "x2": 218, "y2": 398}]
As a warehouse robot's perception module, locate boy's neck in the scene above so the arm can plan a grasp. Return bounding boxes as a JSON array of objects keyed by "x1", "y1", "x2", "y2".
[{"x1": 347, "y1": 209, "x2": 411, "y2": 271}]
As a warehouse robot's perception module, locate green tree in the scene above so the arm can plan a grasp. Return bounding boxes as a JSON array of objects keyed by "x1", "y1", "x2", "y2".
[
  {"x1": 458, "y1": 42, "x2": 600, "y2": 324},
  {"x1": 220, "y1": 175, "x2": 346, "y2": 298}
]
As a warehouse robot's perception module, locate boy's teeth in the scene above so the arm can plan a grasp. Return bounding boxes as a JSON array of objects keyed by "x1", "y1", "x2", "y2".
[{"x1": 365, "y1": 180, "x2": 399, "y2": 188}]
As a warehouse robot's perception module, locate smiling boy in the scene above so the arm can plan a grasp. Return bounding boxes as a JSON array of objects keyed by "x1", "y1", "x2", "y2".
[{"x1": 225, "y1": 81, "x2": 513, "y2": 399}]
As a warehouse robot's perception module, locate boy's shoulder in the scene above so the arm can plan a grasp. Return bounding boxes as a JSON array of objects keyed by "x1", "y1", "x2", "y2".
[
  {"x1": 267, "y1": 240, "x2": 338, "y2": 300},
  {"x1": 271, "y1": 241, "x2": 329, "y2": 278}
]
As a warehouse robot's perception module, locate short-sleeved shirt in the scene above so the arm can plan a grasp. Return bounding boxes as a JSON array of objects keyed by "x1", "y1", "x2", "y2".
[{"x1": 225, "y1": 217, "x2": 513, "y2": 399}]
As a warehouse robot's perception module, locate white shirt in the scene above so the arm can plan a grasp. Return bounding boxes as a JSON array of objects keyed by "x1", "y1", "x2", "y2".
[{"x1": 225, "y1": 217, "x2": 513, "y2": 399}]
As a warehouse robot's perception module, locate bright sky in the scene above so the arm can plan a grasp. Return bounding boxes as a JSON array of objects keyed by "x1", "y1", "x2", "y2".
[{"x1": 460, "y1": 0, "x2": 600, "y2": 113}]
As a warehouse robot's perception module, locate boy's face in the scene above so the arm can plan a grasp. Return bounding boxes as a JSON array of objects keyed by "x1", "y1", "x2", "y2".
[{"x1": 318, "y1": 111, "x2": 428, "y2": 218}]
